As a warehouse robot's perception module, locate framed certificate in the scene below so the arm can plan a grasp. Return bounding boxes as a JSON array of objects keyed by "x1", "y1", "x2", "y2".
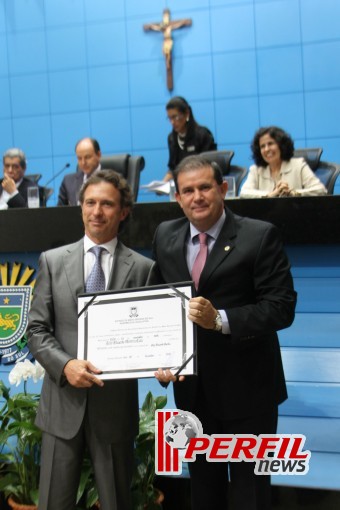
[{"x1": 77, "y1": 282, "x2": 196, "y2": 380}]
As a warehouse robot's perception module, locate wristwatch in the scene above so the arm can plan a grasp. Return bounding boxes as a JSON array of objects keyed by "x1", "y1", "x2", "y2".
[{"x1": 214, "y1": 311, "x2": 222, "y2": 332}]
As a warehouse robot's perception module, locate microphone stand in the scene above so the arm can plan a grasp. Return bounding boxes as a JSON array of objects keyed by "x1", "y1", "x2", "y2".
[{"x1": 43, "y1": 163, "x2": 71, "y2": 205}]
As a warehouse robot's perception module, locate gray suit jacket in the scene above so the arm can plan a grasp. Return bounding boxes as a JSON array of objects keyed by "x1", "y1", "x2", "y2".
[{"x1": 27, "y1": 239, "x2": 156, "y2": 442}]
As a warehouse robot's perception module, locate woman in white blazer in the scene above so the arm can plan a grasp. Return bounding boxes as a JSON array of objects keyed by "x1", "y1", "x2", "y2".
[{"x1": 240, "y1": 126, "x2": 327, "y2": 198}]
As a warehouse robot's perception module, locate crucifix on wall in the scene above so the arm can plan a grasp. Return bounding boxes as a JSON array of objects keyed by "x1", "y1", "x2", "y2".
[{"x1": 143, "y1": 8, "x2": 192, "y2": 91}]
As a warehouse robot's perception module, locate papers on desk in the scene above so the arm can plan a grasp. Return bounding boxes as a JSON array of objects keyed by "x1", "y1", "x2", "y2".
[{"x1": 141, "y1": 180, "x2": 170, "y2": 195}]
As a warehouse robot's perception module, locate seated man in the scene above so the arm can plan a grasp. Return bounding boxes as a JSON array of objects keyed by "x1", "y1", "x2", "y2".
[
  {"x1": 0, "y1": 148, "x2": 45, "y2": 209},
  {"x1": 58, "y1": 137, "x2": 102, "y2": 206}
]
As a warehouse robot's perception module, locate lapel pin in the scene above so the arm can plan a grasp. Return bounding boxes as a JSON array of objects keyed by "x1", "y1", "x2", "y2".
[{"x1": 224, "y1": 245, "x2": 231, "y2": 252}]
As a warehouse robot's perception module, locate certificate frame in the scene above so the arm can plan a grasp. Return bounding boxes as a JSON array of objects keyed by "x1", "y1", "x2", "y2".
[{"x1": 77, "y1": 282, "x2": 196, "y2": 380}]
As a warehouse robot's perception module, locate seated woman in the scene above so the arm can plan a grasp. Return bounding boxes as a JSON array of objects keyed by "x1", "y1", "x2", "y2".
[
  {"x1": 163, "y1": 96, "x2": 217, "y2": 181},
  {"x1": 240, "y1": 126, "x2": 327, "y2": 198}
]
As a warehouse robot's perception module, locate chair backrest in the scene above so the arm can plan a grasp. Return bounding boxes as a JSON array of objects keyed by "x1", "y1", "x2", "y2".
[
  {"x1": 43, "y1": 187, "x2": 54, "y2": 204},
  {"x1": 294, "y1": 147, "x2": 340, "y2": 194},
  {"x1": 293, "y1": 148, "x2": 323, "y2": 171},
  {"x1": 197, "y1": 150, "x2": 246, "y2": 195},
  {"x1": 100, "y1": 154, "x2": 145, "y2": 200},
  {"x1": 25, "y1": 173, "x2": 42, "y2": 183},
  {"x1": 228, "y1": 165, "x2": 248, "y2": 195},
  {"x1": 200, "y1": 150, "x2": 235, "y2": 175},
  {"x1": 314, "y1": 162, "x2": 340, "y2": 195}
]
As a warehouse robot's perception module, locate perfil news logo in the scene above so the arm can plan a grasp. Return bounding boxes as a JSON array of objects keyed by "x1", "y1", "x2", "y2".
[{"x1": 155, "y1": 410, "x2": 311, "y2": 476}]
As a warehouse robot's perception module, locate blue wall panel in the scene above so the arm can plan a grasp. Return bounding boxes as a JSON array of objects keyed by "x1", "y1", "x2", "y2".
[
  {"x1": 86, "y1": 21, "x2": 128, "y2": 67},
  {"x1": 7, "y1": 30, "x2": 47, "y2": 74},
  {"x1": 5, "y1": 0, "x2": 45, "y2": 31},
  {"x1": 11, "y1": 73, "x2": 50, "y2": 117},
  {"x1": 215, "y1": 96, "x2": 259, "y2": 146},
  {"x1": 0, "y1": 34, "x2": 8, "y2": 72},
  {"x1": 0, "y1": 119, "x2": 13, "y2": 149},
  {"x1": 257, "y1": 46, "x2": 303, "y2": 95},
  {"x1": 303, "y1": 41, "x2": 340, "y2": 91},
  {"x1": 259, "y1": 93, "x2": 306, "y2": 140},
  {"x1": 0, "y1": 77, "x2": 11, "y2": 117},
  {"x1": 255, "y1": 0, "x2": 301, "y2": 47},
  {"x1": 13, "y1": 116, "x2": 52, "y2": 156},
  {"x1": 91, "y1": 108, "x2": 132, "y2": 153},
  {"x1": 211, "y1": 4, "x2": 255, "y2": 52},
  {"x1": 49, "y1": 69, "x2": 89, "y2": 114},
  {"x1": 46, "y1": 26, "x2": 87, "y2": 71},
  {"x1": 44, "y1": 0, "x2": 85, "y2": 27},
  {"x1": 305, "y1": 90, "x2": 340, "y2": 139},
  {"x1": 300, "y1": 0, "x2": 340, "y2": 42},
  {"x1": 279, "y1": 314, "x2": 340, "y2": 348},
  {"x1": 84, "y1": 0, "x2": 125, "y2": 21},
  {"x1": 213, "y1": 51, "x2": 258, "y2": 98},
  {"x1": 88, "y1": 65, "x2": 130, "y2": 110},
  {"x1": 50, "y1": 112, "x2": 90, "y2": 155}
]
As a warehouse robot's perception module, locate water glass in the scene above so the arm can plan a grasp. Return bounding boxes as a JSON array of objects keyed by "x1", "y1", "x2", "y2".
[
  {"x1": 27, "y1": 186, "x2": 40, "y2": 208},
  {"x1": 225, "y1": 177, "x2": 236, "y2": 198}
]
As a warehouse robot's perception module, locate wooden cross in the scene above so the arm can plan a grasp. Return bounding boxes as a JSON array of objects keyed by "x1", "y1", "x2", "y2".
[{"x1": 143, "y1": 9, "x2": 192, "y2": 91}]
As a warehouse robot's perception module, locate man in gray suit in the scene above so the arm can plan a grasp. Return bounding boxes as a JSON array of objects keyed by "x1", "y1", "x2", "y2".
[
  {"x1": 58, "y1": 137, "x2": 102, "y2": 206},
  {"x1": 27, "y1": 170, "x2": 156, "y2": 510}
]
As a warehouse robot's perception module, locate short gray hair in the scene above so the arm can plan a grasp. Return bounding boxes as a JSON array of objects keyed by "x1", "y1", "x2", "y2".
[{"x1": 3, "y1": 148, "x2": 27, "y2": 169}]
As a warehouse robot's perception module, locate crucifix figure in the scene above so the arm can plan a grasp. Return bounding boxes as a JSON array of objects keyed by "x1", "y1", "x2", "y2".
[{"x1": 143, "y1": 9, "x2": 192, "y2": 91}]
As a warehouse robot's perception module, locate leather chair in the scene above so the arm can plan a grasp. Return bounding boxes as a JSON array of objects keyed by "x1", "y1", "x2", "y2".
[
  {"x1": 25, "y1": 173, "x2": 42, "y2": 183},
  {"x1": 294, "y1": 148, "x2": 340, "y2": 194},
  {"x1": 43, "y1": 187, "x2": 54, "y2": 205},
  {"x1": 200, "y1": 150, "x2": 248, "y2": 195},
  {"x1": 100, "y1": 154, "x2": 145, "y2": 201}
]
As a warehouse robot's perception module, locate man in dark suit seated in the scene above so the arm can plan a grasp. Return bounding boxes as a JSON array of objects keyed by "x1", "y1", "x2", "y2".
[
  {"x1": 154, "y1": 155, "x2": 297, "y2": 510},
  {"x1": 0, "y1": 148, "x2": 45, "y2": 208},
  {"x1": 58, "y1": 137, "x2": 102, "y2": 206}
]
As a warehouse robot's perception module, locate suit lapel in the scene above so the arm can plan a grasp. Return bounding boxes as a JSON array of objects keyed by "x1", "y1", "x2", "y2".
[
  {"x1": 198, "y1": 210, "x2": 237, "y2": 290},
  {"x1": 108, "y1": 241, "x2": 134, "y2": 290},
  {"x1": 170, "y1": 222, "x2": 192, "y2": 281},
  {"x1": 63, "y1": 240, "x2": 85, "y2": 303},
  {"x1": 73, "y1": 173, "x2": 84, "y2": 203}
]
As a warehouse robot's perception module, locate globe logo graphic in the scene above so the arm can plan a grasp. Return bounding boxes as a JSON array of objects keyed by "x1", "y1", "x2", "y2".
[{"x1": 164, "y1": 413, "x2": 200, "y2": 450}]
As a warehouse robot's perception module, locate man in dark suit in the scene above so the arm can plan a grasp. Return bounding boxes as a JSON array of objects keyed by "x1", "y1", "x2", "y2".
[
  {"x1": 27, "y1": 170, "x2": 157, "y2": 510},
  {"x1": 58, "y1": 137, "x2": 102, "y2": 206},
  {"x1": 153, "y1": 155, "x2": 297, "y2": 510},
  {"x1": 0, "y1": 148, "x2": 45, "y2": 208}
]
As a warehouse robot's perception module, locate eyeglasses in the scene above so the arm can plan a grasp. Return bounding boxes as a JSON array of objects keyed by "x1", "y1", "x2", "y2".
[{"x1": 167, "y1": 114, "x2": 184, "y2": 123}]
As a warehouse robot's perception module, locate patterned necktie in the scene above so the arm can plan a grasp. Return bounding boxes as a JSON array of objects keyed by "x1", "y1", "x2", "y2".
[
  {"x1": 85, "y1": 246, "x2": 106, "y2": 293},
  {"x1": 191, "y1": 233, "x2": 208, "y2": 289}
]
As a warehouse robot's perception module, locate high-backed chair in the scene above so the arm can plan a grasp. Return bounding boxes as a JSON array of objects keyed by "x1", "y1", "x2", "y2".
[
  {"x1": 200, "y1": 150, "x2": 247, "y2": 195},
  {"x1": 25, "y1": 173, "x2": 42, "y2": 183},
  {"x1": 294, "y1": 148, "x2": 340, "y2": 194},
  {"x1": 43, "y1": 187, "x2": 54, "y2": 205},
  {"x1": 100, "y1": 154, "x2": 145, "y2": 201}
]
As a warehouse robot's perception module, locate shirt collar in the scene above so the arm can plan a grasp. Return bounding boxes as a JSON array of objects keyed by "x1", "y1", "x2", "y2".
[
  {"x1": 84, "y1": 234, "x2": 117, "y2": 256},
  {"x1": 189, "y1": 210, "x2": 226, "y2": 242}
]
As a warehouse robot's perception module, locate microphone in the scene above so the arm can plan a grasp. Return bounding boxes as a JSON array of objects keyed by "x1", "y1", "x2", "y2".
[
  {"x1": 42, "y1": 163, "x2": 71, "y2": 206},
  {"x1": 44, "y1": 163, "x2": 71, "y2": 188}
]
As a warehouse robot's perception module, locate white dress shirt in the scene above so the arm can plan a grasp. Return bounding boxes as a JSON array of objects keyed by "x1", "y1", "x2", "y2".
[{"x1": 186, "y1": 210, "x2": 230, "y2": 334}]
